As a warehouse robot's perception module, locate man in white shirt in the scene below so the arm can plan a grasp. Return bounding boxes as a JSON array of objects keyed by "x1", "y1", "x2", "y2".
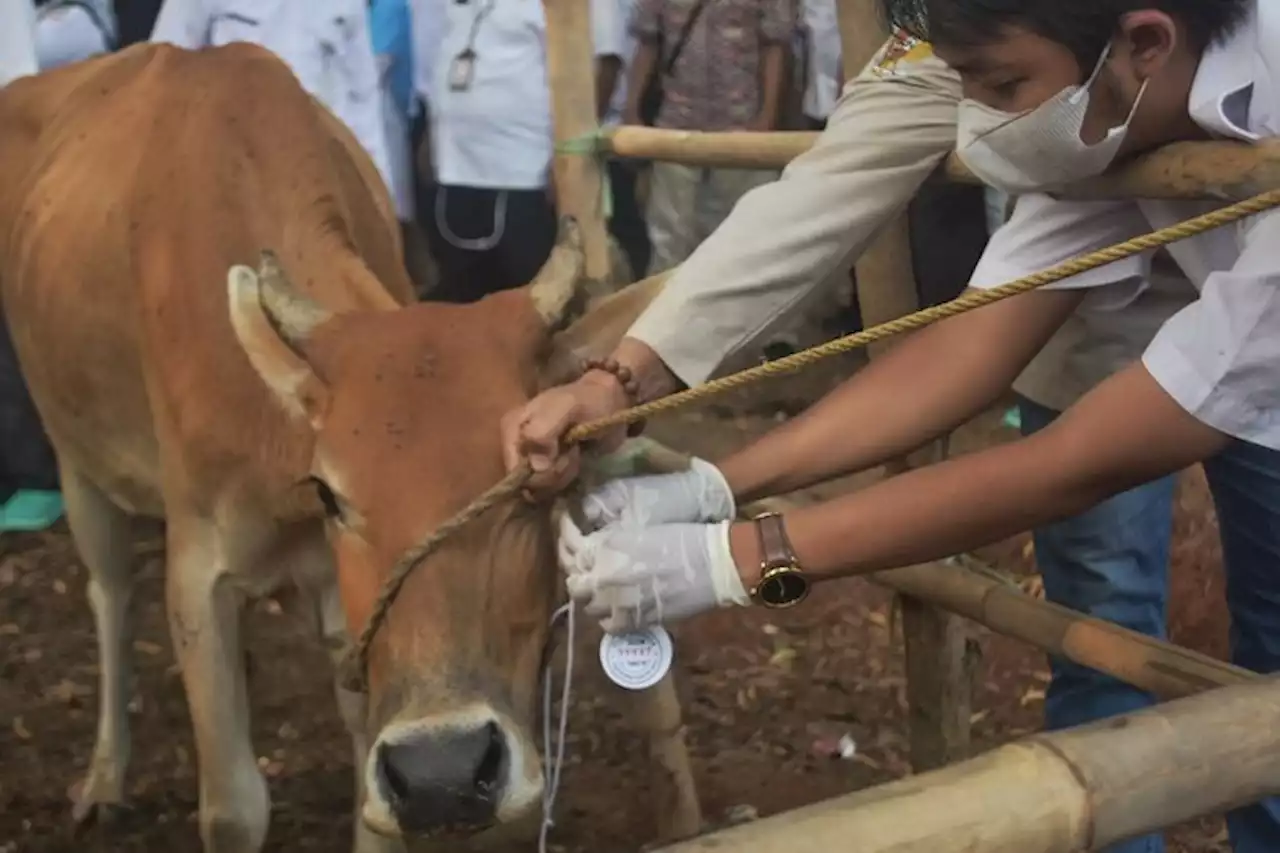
[
  {"x1": 150, "y1": 0, "x2": 398, "y2": 220},
  {"x1": 513, "y1": 1, "x2": 1280, "y2": 848},
  {"x1": 417, "y1": 0, "x2": 623, "y2": 303}
]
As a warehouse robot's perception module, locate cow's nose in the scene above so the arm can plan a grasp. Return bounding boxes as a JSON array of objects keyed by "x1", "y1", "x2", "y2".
[{"x1": 375, "y1": 721, "x2": 508, "y2": 833}]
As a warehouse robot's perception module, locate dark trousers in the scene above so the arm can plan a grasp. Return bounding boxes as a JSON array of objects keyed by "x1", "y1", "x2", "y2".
[
  {"x1": 606, "y1": 160, "x2": 651, "y2": 281},
  {"x1": 421, "y1": 184, "x2": 558, "y2": 304}
]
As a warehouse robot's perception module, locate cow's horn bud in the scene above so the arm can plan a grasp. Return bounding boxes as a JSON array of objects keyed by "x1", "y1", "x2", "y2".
[{"x1": 528, "y1": 217, "x2": 586, "y2": 331}]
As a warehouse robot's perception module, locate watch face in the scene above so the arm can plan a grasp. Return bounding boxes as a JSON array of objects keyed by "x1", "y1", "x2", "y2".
[{"x1": 760, "y1": 569, "x2": 808, "y2": 608}]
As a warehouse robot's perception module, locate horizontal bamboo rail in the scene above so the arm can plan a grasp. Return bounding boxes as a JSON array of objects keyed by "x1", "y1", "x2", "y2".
[
  {"x1": 653, "y1": 676, "x2": 1280, "y2": 853},
  {"x1": 603, "y1": 126, "x2": 1280, "y2": 201},
  {"x1": 617, "y1": 439, "x2": 1260, "y2": 701}
]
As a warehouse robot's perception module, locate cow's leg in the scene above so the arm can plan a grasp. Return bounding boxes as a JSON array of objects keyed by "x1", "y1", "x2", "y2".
[
  {"x1": 166, "y1": 519, "x2": 270, "y2": 853},
  {"x1": 311, "y1": 580, "x2": 406, "y2": 853},
  {"x1": 60, "y1": 462, "x2": 136, "y2": 824}
]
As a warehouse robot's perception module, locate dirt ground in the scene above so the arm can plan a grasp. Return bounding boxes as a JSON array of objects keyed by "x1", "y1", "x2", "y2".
[{"x1": 0, "y1": 403, "x2": 1238, "y2": 853}]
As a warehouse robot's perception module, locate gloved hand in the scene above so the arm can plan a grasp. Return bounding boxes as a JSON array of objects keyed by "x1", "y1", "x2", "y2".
[
  {"x1": 581, "y1": 457, "x2": 736, "y2": 531},
  {"x1": 557, "y1": 512, "x2": 750, "y2": 634}
]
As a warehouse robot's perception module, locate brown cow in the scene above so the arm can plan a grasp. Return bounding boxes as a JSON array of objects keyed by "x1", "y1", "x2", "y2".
[{"x1": 0, "y1": 42, "x2": 623, "y2": 852}]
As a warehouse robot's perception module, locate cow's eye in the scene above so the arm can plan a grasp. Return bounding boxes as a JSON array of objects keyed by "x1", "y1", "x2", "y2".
[{"x1": 308, "y1": 476, "x2": 344, "y2": 520}]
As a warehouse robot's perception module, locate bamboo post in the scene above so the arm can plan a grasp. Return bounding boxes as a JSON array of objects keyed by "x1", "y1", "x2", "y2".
[
  {"x1": 834, "y1": 0, "x2": 970, "y2": 772},
  {"x1": 651, "y1": 677, "x2": 1280, "y2": 853},
  {"x1": 542, "y1": 0, "x2": 702, "y2": 839},
  {"x1": 543, "y1": 0, "x2": 613, "y2": 283}
]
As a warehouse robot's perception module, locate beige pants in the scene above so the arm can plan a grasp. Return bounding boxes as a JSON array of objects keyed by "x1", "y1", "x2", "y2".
[{"x1": 645, "y1": 162, "x2": 779, "y2": 276}]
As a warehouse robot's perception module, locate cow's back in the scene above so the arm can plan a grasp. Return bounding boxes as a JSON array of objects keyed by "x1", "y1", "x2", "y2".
[{"x1": 0, "y1": 43, "x2": 412, "y2": 519}]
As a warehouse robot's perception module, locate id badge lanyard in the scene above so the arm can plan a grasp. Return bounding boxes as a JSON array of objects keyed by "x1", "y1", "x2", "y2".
[{"x1": 448, "y1": 0, "x2": 497, "y2": 92}]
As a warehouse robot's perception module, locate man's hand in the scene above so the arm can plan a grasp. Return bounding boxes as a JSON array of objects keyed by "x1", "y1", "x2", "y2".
[
  {"x1": 500, "y1": 371, "x2": 631, "y2": 497},
  {"x1": 580, "y1": 457, "x2": 736, "y2": 529},
  {"x1": 558, "y1": 514, "x2": 750, "y2": 633}
]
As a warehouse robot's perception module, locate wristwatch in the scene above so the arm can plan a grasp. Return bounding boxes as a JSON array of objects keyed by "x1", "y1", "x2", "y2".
[{"x1": 748, "y1": 512, "x2": 811, "y2": 609}]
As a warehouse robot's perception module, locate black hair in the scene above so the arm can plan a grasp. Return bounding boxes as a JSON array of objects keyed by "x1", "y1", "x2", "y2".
[{"x1": 878, "y1": 0, "x2": 1251, "y2": 68}]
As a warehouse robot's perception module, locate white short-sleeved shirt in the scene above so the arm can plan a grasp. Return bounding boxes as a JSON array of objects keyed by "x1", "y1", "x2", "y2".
[
  {"x1": 151, "y1": 0, "x2": 396, "y2": 202},
  {"x1": 800, "y1": 0, "x2": 840, "y2": 121},
  {"x1": 0, "y1": 0, "x2": 38, "y2": 86},
  {"x1": 429, "y1": 0, "x2": 625, "y2": 189},
  {"x1": 970, "y1": 0, "x2": 1280, "y2": 449}
]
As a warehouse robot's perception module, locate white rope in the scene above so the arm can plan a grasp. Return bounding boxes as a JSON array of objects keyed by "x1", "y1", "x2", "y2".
[{"x1": 539, "y1": 602, "x2": 576, "y2": 853}]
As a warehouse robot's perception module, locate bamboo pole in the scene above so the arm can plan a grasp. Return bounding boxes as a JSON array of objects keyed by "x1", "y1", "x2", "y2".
[
  {"x1": 543, "y1": 0, "x2": 613, "y2": 282},
  {"x1": 617, "y1": 439, "x2": 1260, "y2": 700},
  {"x1": 542, "y1": 0, "x2": 701, "y2": 839},
  {"x1": 832, "y1": 0, "x2": 970, "y2": 773},
  {"x1": 604, "y1": 127, "x2": 1280, "y2": 201},
  {"x1": 652, "y1": 677, "x2": 1280, "y2": 853}
]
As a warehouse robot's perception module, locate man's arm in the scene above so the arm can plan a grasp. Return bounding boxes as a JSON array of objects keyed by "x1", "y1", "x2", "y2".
[
  {"x1": 726, "y1": 362, "x2": 1229, "y2": 581},
  {"x1": 589, "y1": 0, "x2": 625, "y2": 118},
  {"x1": 718, "y1": 287, "x2": 1085, "y2": 502},
  {"x1": 619, "y1": 40, "x2": 963, "y2": 400}
]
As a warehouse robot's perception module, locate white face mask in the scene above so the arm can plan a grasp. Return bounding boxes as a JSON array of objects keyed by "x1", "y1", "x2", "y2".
[{"x1": 956, "y1": 45, "x2": 1150, "y2": 194}]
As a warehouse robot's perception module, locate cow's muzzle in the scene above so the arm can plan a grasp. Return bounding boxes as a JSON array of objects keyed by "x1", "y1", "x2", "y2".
[{"x1": 362, "y1": 707, "x2": 543, "y2": 839}]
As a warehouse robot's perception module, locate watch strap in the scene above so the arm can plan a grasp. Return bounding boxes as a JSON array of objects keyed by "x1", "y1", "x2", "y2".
[{"x1": 755, "y1": 512, "x2": 798, "y2": 571}]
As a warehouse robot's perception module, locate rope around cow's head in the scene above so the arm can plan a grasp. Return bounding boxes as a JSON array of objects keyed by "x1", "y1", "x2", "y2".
[{"x1": 339, "y1": 186, "x2": 1280, "y2": 696}]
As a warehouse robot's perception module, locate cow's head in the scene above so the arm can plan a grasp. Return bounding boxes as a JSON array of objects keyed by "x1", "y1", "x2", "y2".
[{"x1": 225, "y1": 222, "x2": 661, "y2": 843}]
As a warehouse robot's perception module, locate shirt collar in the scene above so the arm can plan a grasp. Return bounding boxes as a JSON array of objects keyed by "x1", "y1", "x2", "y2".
[{"x1": 1187, "y1": 0, "x2": 1267, "y2": 142}]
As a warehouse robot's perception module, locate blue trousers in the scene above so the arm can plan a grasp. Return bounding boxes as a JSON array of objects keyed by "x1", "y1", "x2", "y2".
[{"x1": 1019, "y1": 397, "x2": 1280, "y2": 853}]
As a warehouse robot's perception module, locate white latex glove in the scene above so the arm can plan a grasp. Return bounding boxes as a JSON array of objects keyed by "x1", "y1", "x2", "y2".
[
  {"x1": 558, "y1": 513, "x2": 750, "y2": 634},
  {"x1": 581, "y1": 457, "x2": 736, "y2": 531}
]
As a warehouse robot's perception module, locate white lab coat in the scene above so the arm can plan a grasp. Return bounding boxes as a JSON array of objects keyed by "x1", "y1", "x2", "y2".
[
  {"x1": 0, "y1": 0, "x2": 38, "y2": 85},
  {"x1": 969, "y1": 0, "x2": 1280, "y2": 450},
  {"x1": 150, "y1": 0, "x2": 399, "y2": 217},
  {"x1": 34, "y1": 0, "x2": 116, "y2": 70}
]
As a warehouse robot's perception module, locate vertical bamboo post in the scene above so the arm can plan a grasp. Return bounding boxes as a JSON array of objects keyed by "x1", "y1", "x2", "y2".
[
  {"x1": 543, "y1": 0, "x2": 703, "y2": 839},
  {"x1": 834, "y1": 0, "x2": 972, "y2": 772},
  {"x1": 543, "y1": 0, "x2": 614, "y2": 283}
]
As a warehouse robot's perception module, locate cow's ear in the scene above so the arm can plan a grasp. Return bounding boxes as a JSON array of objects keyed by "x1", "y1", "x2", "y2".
[{"x1": 227, "y1": 254, "x2": 333, "y2": 428}]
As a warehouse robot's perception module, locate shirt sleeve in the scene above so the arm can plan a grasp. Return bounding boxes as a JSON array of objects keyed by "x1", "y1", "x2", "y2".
[
  {"x1": 968, "y1": 192, "x2": 1156, "y2": 312},
  {"x1": 626, "y1": 40, "x2": 962, "y2": 386},
  {"x1": 1141, "y1": 210, "x2": 1280, "y2": 449},
  {"x1": 758, "y1": 0, "x2": 793, "y2": 44},
  {"x1": 149, "y1": 0, "x2": 209, "y2": 47},
  {"x1": 630, "y1": 0, "x2": 661, "y2": 42},
  {"x1": 590, "y1": 0, "x2": 626, "y2": 58}
]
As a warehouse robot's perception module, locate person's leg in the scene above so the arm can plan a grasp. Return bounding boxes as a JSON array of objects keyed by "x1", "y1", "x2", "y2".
[
  {"x1": 644, "y1": 162, "x2": 700, "y2": 275},
  {"x1": 1201, "y1": 440, "x2": 1280, "y2": 853},
  {"x1": 1019, "y1": 395, "x2": 1174, "y2": 853}
]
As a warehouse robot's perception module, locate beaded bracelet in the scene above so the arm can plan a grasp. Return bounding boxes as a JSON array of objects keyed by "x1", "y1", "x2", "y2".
[{"x1": 580, "y1": 357, "x2": 647, "y2": 437}]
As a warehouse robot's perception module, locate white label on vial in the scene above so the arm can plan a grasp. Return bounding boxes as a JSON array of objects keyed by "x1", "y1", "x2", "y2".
[{"x1": 598, "y1": 626, "x2": 673, "y2": 691}]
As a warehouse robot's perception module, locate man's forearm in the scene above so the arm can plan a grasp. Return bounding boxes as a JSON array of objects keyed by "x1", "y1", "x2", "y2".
[
  {"x1": 727, "y1": 362, "x2": 1230, "y2": 581},
  {"x1": 623, "y1": 44, "x2": 964, "y2": 388},
  {"x1": 623, "y1": 41, "x2": 658, "y2": 119},
  {"x1": 596, "y1": 55, "x2": 621, "y2": 118},
  {"x1": 717, "y1": 289, "x2": 1086, "y2": 503},
  {"x1": 757, "y1": 43, "x2": 785, "y2": 126}
]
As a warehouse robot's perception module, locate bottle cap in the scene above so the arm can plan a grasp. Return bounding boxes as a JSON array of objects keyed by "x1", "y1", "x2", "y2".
[{"x1": 598, "y1": 626, "x2": 674, "y2": 691}]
